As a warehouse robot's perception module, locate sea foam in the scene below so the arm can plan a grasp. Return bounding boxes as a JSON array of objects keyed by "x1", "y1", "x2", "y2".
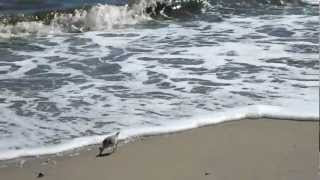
[
  {"x1": 0, "y1": 104, "x2": 318, "y2": 161},
  {"x1": 0, "y1": 0, "x2": 318, "y2": 162}
]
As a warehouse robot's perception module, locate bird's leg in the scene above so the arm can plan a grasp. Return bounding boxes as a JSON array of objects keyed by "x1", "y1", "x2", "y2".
[
  {"x1": 99, "y1": 147, "x2": 104, "y2": 156},
  {"x1": 111, "y1": 144, "x2": 117, "y2": 153},
  {"x1": 114, "y1": 143, "x2": 118, "y2": 152}
]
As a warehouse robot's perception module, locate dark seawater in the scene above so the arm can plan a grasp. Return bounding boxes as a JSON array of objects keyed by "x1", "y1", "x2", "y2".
[
  {"x1": 0, "y1": 0, "x2": 125, "y2": 12},
  {"x1": 0, "y1": 0, "x2": 318, "y2": 159}
]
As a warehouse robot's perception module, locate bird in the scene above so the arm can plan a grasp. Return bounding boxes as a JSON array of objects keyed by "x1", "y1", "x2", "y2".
[
  {"x1": 98, "y1": 132, "x2": 120, "y2": 156},
  {"x1": 37, "y1": 172, "x2": 45, "y2": 178}
]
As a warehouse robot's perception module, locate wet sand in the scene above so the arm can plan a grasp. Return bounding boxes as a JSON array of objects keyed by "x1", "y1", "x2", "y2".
[{"x1": 0, "y1": 118, "x2": 318, "y2": 180}]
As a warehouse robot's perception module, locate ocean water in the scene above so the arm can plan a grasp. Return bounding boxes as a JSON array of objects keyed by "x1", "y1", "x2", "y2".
[{"x1": 0, "y1": 0, "x2": 318, "y2": 160}]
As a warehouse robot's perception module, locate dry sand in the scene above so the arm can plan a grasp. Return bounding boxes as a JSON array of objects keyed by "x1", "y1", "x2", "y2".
[{"x1": 0, "y1": 118, "x2": 318, "y2": 180}]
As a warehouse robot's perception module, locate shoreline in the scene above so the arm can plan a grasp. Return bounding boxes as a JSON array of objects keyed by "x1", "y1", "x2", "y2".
[
  {"x1": 0, "y1": 118, "x2": 317, "y2": 180},
  {"x1": 0, "y1": 104, "x2": 318, "y2": 161}
]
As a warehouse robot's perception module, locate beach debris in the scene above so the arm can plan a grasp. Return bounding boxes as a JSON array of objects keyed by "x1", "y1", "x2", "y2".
[
  {"x1": 37, "y1": 172, "x2": 45, "y2": 178},
  {"x1": 98, "y1": 132, "x2": 120, "y2": 156},
  {"x1": 204, "y1": 172, "x2": 211, "y2": 176}
]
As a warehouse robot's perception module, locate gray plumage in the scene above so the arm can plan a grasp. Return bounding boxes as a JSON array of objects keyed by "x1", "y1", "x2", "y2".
[{"x1": 98, "y1": 132, "x2": 120, "y2": 156}]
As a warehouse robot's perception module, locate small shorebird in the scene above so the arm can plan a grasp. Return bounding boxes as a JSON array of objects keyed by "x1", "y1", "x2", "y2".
[{"x1": 98, "y1": 132, "x2": 120, "y2": 156}]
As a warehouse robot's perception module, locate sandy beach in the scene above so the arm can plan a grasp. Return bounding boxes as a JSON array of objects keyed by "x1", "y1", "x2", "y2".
[{"x1": 0, "y1": 118, "x2": 317, "y2": 180}]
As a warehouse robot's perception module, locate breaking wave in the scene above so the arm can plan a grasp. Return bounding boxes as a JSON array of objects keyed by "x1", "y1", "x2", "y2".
[
  {"x1": 0, "y1": 0, "x2": 316, "y2": 37},
  {"x1": 0, "y1": 0, "x2": 209, "y2": 37},
  {"x1": 0, "y1": 4, "x2": 147, "y2": 36}
]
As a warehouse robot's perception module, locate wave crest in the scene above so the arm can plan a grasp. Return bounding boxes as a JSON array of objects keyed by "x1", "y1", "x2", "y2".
[
  {"x1": 0, "y1": 4, "x2": 147, "y2": 37},
  {"x1": 0, "y1": 0, "x2": 314, "y2": 37},
  {"x1": 0, "y1": 0, "x2": 209, "y2": 37},
  {"x1": 51, "y1": 4, "x2": 148, "y2": 33}
]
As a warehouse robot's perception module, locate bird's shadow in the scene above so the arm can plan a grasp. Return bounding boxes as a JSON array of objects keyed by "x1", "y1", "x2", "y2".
[{"x1": 96, "y1": 152, "x2": 113, "y2": 158}]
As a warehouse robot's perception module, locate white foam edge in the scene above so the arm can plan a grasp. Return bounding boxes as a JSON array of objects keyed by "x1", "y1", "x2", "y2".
[
  {"x1": 300, "y1": 0, "x2": 319, "y2": 5},
  {"x1": 0, "y1": 104, "x2": 318, "y2": 161}
]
